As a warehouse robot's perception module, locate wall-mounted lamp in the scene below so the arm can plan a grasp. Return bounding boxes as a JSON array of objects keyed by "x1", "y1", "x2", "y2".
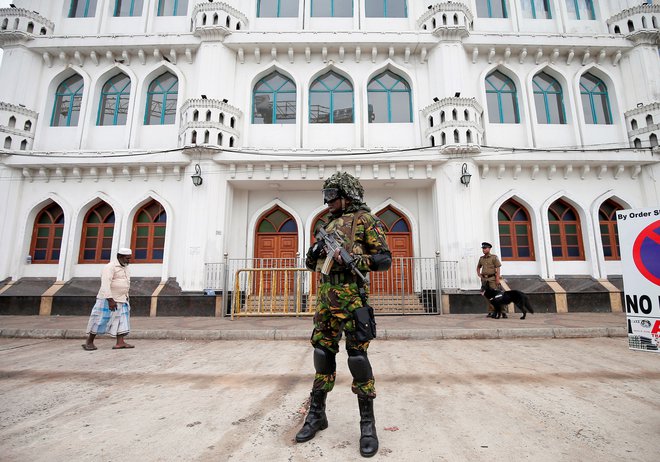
[
  {"x1": 460, "y1": 163, "x2": 471, "y2": 187},
  {"x1": 191, "y1": 164, "x2": 203, "y2": 186}
]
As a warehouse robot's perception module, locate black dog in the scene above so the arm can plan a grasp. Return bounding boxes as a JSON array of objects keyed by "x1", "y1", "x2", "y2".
[{"x1": 481, "y1": 285, "x2": 534, "y2": 320}]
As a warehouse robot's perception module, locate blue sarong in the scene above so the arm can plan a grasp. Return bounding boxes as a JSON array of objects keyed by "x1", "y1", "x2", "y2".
[{"x1": 85, "y1": 299, "x2": 131, "y2": 337}]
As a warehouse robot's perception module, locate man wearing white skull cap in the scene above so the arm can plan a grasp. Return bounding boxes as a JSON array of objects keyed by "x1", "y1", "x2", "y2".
[{"x1": 82, "y1": 248, "x2": 134, "y2": 350}]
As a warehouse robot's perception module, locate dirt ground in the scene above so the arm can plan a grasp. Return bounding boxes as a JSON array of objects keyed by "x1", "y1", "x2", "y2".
[{"x1": 0, "y1": 337, "x2": 658, "y2": 461}]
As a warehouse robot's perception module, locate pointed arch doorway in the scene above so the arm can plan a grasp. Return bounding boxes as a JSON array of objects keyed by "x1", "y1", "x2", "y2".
[
  {"x1": 372, "y1": 206, "x2": 413, "y2": 295},
  {"x1": 254, "y1": 206, "x2": 298, "y2": 294}
]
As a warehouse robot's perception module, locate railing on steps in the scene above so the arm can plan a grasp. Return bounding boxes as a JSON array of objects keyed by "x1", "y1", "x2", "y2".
[{"x1": 205, "y1": 256, "x2": 459, "y2": 316}]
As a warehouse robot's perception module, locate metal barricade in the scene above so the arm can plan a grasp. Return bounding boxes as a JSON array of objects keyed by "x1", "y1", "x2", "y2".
[
  {"x1": 205, "y1": 256, "x2": 459, "y2": 316},
  {"x1": 231, "y1": 267, "x2": 313, "y2": 318}
]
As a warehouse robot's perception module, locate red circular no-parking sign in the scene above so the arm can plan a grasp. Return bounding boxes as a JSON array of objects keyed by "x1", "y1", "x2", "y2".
[{"x1": 633, "y1": 220, "x2": 660, "y2": 286}]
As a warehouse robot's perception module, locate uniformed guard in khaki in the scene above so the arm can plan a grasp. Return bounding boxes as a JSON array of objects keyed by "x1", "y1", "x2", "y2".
[
  {"x1": 477, "y1": 242, "x2": 503, "y2": 317},
  {"x1": 296, "y1": 172, "x2": 391, "y2": 458}
]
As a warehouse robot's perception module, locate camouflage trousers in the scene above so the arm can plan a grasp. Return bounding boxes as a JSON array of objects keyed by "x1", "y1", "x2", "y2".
[{"x1": 309, "y1": 281, "x2": 376, "y2": 398}]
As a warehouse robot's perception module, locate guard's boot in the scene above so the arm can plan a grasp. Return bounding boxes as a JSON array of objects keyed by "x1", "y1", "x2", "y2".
[
  {"x1": 357, "y1": 396, "x2": 379, "y2": 457},
  {"x1": 501, "y1": 312, "x2": 508, "y2": 319},
  {"x1": 295, "y1": 390, "x2": 328, "y2": 443}
]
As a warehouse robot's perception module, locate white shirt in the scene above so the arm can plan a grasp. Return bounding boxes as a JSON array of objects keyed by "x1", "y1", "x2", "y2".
[{"x1": 96, "y1": 260, "x2": 131, "y2": 303}]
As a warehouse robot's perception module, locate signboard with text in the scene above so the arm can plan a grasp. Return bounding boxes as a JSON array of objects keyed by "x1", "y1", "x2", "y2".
[{"x1": 617, "y1": 206, "x2": 660, "y2": 352}]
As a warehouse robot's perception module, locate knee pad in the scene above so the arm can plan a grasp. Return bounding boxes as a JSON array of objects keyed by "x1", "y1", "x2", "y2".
[
  {"x1": 347, "y1": 350, "x2": 373, "y2": 382},
  {"x1": 313, "y1": 347, "x2": 336, "y2": 375}
]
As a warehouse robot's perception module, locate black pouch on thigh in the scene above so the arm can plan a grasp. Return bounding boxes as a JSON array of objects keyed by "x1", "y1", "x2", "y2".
[{"x1": 353, "y1": 304, "x2": 377, "y2": 342}]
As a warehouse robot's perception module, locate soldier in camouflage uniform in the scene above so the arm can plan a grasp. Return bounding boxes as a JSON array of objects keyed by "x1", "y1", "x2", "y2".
[{"x1": 296, "y1": 172, "x2": 391, "y2": 458}]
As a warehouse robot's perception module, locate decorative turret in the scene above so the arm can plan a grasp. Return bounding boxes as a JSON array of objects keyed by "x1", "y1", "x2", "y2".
[
  {"x1": 0, "y1": 102, "x2": 37, "y2": 151},
  {"x1": 179, "y1": 98, "x2": 242, "y2": 149},
  {"x1": 417, "y1": 2, "x2": 473, "y2": 40},
  {"x1": 191, "y1": 2, "x2": 248, "y2": 40},
  {"x1": 0, "y1": 7, "x2": 53, "y2": 45},
  {"x1": 422, "y1": 97, "x2": 484, "y2": 152},
  {"x1": 625, "y1": 102, "x2": 659, "y2": 149},
  {"x1": 607, "y1": 4, "x2": 660, "y2": 45}
]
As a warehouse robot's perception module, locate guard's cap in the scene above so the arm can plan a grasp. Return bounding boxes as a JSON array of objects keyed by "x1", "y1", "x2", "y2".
[
  {"x1": 481, "y1": 242, "x2": 492, "y2": 248},
  {"x1": 117, "y1": 247, "x2": 132, "y2": 256}
]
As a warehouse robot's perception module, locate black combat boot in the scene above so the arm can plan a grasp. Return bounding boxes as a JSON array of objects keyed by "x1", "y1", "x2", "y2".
[
  {"x1": 295, "y1": 390, "x2": 328, "y2": 443},
  {"x1": 357, "y1": 396, "x2": 379, "y2": 457}
]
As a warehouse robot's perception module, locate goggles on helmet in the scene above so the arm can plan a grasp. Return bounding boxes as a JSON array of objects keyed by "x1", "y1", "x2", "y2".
[{"x1": 322, "y1": 188, "x2": 341, "y2": 204}]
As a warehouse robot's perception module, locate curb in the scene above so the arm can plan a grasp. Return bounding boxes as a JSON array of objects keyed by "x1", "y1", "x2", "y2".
[{"x1": 0, "y1": 327, "x2": 627, "y2": 341}]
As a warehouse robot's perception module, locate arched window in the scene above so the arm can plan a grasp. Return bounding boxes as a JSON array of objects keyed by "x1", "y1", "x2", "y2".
[
  {"x1": 98, "y1": 74, "x2": 131, "y2": 126},
  {"x1": 252, "y1": 71, "x2": 296, "y2": 124},
  {"x1": 367, "y1": 70, "x2": 412, "y2": 123},
  {"x1": 51, "y1": 74, "x2": 84, "y2": 127},
  {"x1": 145, "y1": 72, "x2": 178, "y2": 125},
  {"x1": 627, "y1": 20, "x2": 634, "y2": 32},
  {"x1": 650, "y1": 134, "x2": 658, "y2": 147},
  {"x1": 114, "y1": 0, "x2": 144, "y2": 16},
  {"x1": 257, "y1": 0, "x2": 298, "y2": 17},
  {"x1": 24, "y1": 120, "x2": 32, "y2": 131},
  {"x1": 1, "y1": 18, "x2": 7, "y2": 30},
  {"x1": 646, "y1": 114, "x2": 654, "y2": 126},
  {"x1": 365, "y1": 0, "x2": 407, "y2": 17},
  {"x1": 533, "y1": 72, "x2": 566, "y2": 124},
  {"x1": 548, "y1": 199, "x2": 584, "y2": 260},
  {"x1": 498, "y1": 199, "x2": 534, "y2": 260},
  {"x1": 205, "y1": 110, "x2": 211, "y2": 121},
  {"x1": 429, "y1": 116, "x2": 434, "y2": 127},
  {"x1": 580, "y1": 73, "x2": 612, "y2": 125},
  {"x1": 598, "y1": 199, "x2": 622, "y2": 261},
  {"x1": 631, "y1": 118, "x2": 638, "y2": 130},
  {"x1": 30, "y1": 202, "x2": 64, "y2": 264},
  {"x1": 430, "y1": 135, "x2": 435, "y2": 146},
  {"x1": 309, "y1": 71, "x2": 353, "y2": 124},
  {"x1": 486, "y1": 70, "x2": 520, "y2": 123},
  {"x1": 614, "y1": 25, "x2": 620, "y2": 34},
  {"x1": 521, "y1": 0, "x2": 551, "y2": 18},
  {"x1": 3, "y1": 136, "x2": 10, "y2": 149},
  {"x1": 311, "y1": 0, "x2": 353, "y2": 17},
  {"x1": 566, "y1": 0, "x2": 595, "y2": 20},
  {"x1": 69, "y1": 0, "x2": 98, "y2": 18},
  {"x1": 20, "y1": 140, "x2": 27, "y2": 150},
  {"x1": 634, "y1": 138, "x2": 642, "y2": 148},
  {"x1": 157, "y1": 0, "x2": 188, "y2": 16},
  {"x1": 131, "y1": 200, "x2": 166, "y2": 263},
  {"x1": 476, "y1": 0, "x2": 507, "y2": 18},
  {"x1": 8, "y1": 116, "x2": 15, "y2": 128},
  {"x1": 79, "y1": 201, "x2": 115, "y2": 263},
  {"x1": 27, "y1": 21, "x2": 34, "y2": 33}
]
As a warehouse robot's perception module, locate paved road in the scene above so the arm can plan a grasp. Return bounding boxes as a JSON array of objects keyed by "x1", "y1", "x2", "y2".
[{"x1": 1, "y1": 337, "x2": 659, "y2": 461}]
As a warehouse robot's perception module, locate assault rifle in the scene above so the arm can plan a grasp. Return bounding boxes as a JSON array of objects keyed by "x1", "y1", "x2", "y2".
[{"x1": 315, "y1": 228, "x2": 366, "y2": 283}]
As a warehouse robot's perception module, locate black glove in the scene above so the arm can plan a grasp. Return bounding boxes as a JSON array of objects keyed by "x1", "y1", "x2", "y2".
[{"x1": 308, "y1": 241, "x2": 325, "y2": 260}]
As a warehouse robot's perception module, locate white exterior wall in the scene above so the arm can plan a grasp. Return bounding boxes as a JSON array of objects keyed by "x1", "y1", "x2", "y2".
[{"x1": 0, "y1": 0, "x2": 658, "y2": 291}]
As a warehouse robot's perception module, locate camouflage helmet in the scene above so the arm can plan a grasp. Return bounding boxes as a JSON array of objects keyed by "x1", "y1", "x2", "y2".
[{"x1": 322, "y1": 172, "x2": 364, "y2": 202}]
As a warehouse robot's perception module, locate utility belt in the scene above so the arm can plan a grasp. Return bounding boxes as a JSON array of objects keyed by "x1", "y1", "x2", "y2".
[
  {"x1": 482, "y1": 273, "x2": 496, "y2": 278},
  {"x1": 321, "y1": 271, "x2": 359, "y2": 285}
]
